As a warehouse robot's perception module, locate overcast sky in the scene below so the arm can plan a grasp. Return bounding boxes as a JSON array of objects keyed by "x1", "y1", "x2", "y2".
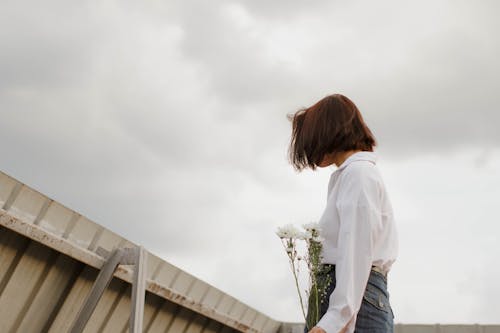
[{"x1": 1, "y1": 0, "x2": 499, "y2": 325}]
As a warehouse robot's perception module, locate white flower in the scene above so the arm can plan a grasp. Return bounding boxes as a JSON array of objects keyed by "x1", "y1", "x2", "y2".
[
  {"x1": 297, "y1": 230, "x2": 312, "y2": 240},
  {"x1": 312, "y1": 235, "x2": 325, "y2": 242},
  {"x1": 276, "y1": 224, "x2": 300, "y2": 239},
  {"x1": 302, "y1": 222, "x2": 321, "y2": 232}
]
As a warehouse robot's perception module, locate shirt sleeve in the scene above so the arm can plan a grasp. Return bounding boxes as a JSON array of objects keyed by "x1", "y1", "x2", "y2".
[{"x1": 316, "y1": 166, "x2": 382, "y2": 333}]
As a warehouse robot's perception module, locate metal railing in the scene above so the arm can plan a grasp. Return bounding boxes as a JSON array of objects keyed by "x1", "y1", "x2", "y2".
[{"x1": 69, "y1": 246, "x2": 147, "y2": 333}]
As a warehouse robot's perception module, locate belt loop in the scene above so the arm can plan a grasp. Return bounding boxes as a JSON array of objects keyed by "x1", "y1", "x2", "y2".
[{"x1": 371, "y1": 265, "x2": 388, "y2": 279}]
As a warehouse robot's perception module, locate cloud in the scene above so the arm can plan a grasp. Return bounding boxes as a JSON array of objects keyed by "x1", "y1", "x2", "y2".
[{"x1": 2, "y1": 0, "x2": 499, "y2": 160}]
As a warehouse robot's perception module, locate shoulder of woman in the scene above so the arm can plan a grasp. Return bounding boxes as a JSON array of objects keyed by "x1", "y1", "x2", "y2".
[
  {"x1": 336, "y1": 164, "x2": 384, "y2": 207},
  {"x1": 340, "y1": 161, "x2": 380, "y2": 182}
]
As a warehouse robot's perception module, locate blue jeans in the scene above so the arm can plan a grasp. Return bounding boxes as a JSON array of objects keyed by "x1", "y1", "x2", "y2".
[{"x1": 303, "y1": 265, "x2": 394, "y2": 333}]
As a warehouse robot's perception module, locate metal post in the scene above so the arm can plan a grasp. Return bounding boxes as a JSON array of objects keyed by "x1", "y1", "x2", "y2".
[
  {"x1": 68, "y1": 246, "x2": 148, "y2": 333},
  {"x1": 130, "y1": 246, "x2": 147, "y2": 333},
  {"x1": 69, "y1": 248, "x2": 124, "y2": 333}
]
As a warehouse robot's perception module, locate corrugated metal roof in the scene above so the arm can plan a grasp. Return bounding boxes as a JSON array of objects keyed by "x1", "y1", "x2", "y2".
[{"x1": 0, "y1": 170, "x2": 281, "y2": 332}]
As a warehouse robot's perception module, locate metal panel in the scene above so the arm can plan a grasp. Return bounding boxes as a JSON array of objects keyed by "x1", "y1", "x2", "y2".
[
  {"x1": 16, "y1": 252, "x2": 78, "y2": 332},
  {"x1": 0, "y1": 225, "x2": 250, "y2": 333},
  {"x1": 0, "y1": 170, "x2": 281, "y2": 332}
]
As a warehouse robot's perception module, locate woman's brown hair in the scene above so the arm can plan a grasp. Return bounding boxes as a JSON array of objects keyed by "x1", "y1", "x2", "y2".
[{"x1": 288, "y1": 93, "x2": 377, "y2": 171}]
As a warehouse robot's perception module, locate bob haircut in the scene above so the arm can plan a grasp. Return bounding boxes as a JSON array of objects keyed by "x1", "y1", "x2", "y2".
[{"x1": 288, "y1": 93, "x2": 377, "y2": 171}]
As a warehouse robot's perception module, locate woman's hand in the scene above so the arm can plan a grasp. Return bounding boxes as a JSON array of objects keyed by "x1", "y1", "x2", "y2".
[{"x1": 307, "y1": 325, "x2": 348, "y2": 333}]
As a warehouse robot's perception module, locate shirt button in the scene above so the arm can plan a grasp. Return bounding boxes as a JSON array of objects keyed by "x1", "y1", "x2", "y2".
[{"x1": 379, "y1": 300, "x2": 384, "y2": 308}]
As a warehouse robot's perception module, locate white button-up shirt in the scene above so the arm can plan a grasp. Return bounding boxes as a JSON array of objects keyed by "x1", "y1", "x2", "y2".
[{"x1": 315, "y1": 151, "x2": 399, "y2": 333}]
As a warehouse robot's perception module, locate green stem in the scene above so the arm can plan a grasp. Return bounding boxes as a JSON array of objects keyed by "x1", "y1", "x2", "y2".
[
  {"x1": 290, "y1": 257, "x2": 307, "y2": 322},
  {"x1": 283, "y1": 240, "x2": 307, "y2": 322},
  {"x1": 314, "y1": 277, "x2": 319, "y2": 324}
]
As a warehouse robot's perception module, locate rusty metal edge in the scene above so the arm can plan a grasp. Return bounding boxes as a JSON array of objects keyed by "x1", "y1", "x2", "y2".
[{"x1": 0, "y1": 209, "x2": 270, "y2": 333}]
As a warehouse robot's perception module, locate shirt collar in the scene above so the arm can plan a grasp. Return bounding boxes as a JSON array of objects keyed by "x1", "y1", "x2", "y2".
[{"x1": 336, "y1": 150, "x2": 378, "y2": 171}]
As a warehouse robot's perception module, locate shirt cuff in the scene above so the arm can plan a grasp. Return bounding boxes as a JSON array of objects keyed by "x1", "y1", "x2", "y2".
[{"x1": 315, "y1": 310, "x2": 353, "y2": 333}]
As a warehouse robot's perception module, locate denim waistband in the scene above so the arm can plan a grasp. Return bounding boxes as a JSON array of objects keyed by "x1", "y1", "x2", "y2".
[{"x1": 318, "y1": 264, "x2": 388, "y2": 282}]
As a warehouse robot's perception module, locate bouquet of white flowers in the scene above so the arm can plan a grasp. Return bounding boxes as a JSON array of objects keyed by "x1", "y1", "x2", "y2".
[{"x1": 276, "y1": 223, "x2": 332, "y2": 331}]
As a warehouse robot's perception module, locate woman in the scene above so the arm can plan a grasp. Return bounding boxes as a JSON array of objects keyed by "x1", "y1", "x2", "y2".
[{"x1": 288, "y1": 94, "x2": 399, "y2": 333}]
